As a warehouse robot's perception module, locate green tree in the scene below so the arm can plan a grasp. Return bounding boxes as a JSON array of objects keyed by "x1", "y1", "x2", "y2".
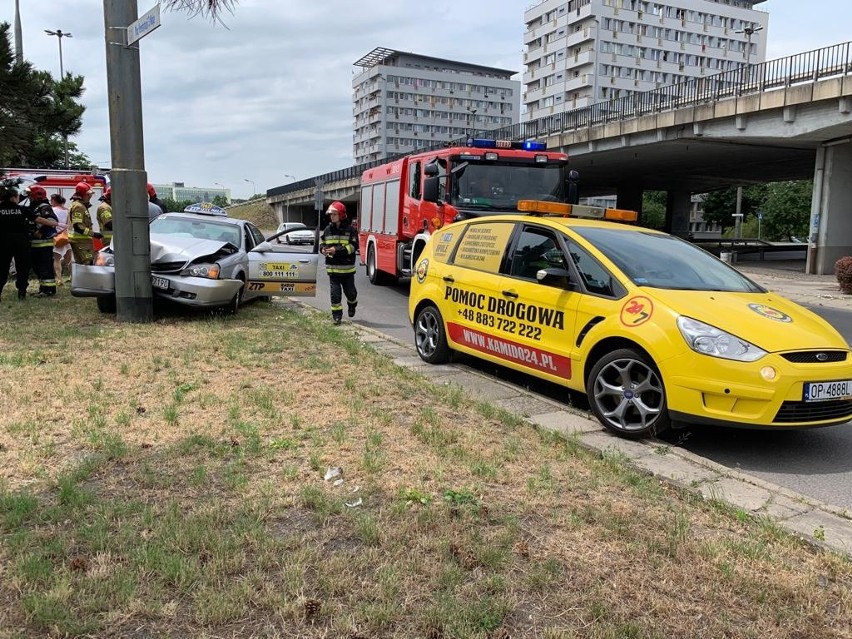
[
  {"x1": 0, "y1": 23, "x2": 86, "y2": 168},
  {"x1": 760, "y1": 180, "x2": 812, "y2": 241},
  {"x1": 640, "y1": 190, "x2": 667, "y2": 229},
  {"x1": 212, "y1": 194, "x2": 229, "y2": 207},
  {"x1": 700, "y1": 185, "x2": 766, "y2": 232}
]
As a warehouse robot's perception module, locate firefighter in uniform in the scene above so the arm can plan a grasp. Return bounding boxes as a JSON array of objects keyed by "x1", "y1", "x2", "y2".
[
  {"x1": 68, "y1": 181, "x2": 102, "y2": 265},
  {"x1": 0, "y1": 181, "x2": 33, "y2": 301},
  {"x1": 27, "y1": 185, "x2": 59, "y2": 297},
  {"x1": 96, "y1": 187, "x2": 113, "y2": 247},
  {"x1": 320, "y1": 200, "x2": 358, "y2": 325}
]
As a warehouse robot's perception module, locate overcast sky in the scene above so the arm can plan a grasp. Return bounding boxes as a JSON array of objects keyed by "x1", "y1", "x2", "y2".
[{"x1": 7, "y1": 0, "x2": 850, "y2": 198}]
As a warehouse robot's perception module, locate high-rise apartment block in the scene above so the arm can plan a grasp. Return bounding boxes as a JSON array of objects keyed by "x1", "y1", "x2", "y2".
[
  {"x1": 352, "y1": 47, "x2": 521, "y2": 165},
  {"x1": 523, "y1": 0, "x2": 768, "y2": 121}
]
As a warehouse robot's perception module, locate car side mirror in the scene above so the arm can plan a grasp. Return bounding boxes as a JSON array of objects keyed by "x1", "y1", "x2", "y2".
[
  {"x1": 536, "y1": 267, "x2": 577, "y2": 289},
  {"x1": 252, "y1": 241, "x2": 274, "y2": 252},
  {"x1": 423, "y1": 176, "x2": 440, "y2": 203}
]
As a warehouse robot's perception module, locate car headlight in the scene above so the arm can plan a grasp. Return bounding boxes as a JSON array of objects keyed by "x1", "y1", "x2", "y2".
[
  {"x1": 184, "y1": 263, "x2": 220, "y2": 279},
  {"x1": 95, "y1": 252, "x2": 114, "y2": 267},
  {"x1": 676, "y1": 316, "x2": 767, "y2": 362}
]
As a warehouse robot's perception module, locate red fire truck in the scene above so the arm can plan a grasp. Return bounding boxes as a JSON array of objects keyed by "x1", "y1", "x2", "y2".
[
  {"x1": 1, "y1": 168, "x2": 108, "y2": 202},
  {"x1": 2, "y1": 168, "x2": 109, "y2": 247},
  {"x1": 359, "y1": 139, "x2": 586, "y2": 285}
]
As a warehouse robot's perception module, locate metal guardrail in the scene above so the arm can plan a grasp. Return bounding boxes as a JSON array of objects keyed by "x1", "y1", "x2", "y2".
[
  {"x1": 269, "y1": 40, "x2": 852, "y2": 199},
  {"x1": 694, "y1": 238, "x2": 808, "y2": 259}
]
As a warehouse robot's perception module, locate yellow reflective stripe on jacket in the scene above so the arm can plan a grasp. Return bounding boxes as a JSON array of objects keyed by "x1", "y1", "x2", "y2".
[
  {"x1": 31, "y1": 240, "x2": 54, "y2": 248},
  {"x1": 326, "y1": 265, "x2": 356, "y2": 274},
  {"x1": 69, "y1": 231, "x2": 92, "y2": 241}
]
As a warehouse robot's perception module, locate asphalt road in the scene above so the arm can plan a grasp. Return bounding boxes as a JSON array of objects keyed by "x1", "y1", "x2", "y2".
[{"x1": 303, "y1": 264, "x2": 852, "y2": 512}]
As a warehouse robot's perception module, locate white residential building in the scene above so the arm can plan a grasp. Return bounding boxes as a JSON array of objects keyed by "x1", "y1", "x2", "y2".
[
  {"x1": 352, "y1": 47, "x2": 521, "y2": 165},
  {"x1": 523, "y1": 0, "x2": 768, "y2": 121}
]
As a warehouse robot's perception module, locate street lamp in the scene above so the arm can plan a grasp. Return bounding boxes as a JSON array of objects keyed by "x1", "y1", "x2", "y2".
[
  {"x1": 45, "y1": 28, "x2": 73, "y2": 168},
  {"x1": 283, "y1": 174, "x2": 296, "y2": 182},
  {"x1": 466, "y1": 107, "x2": 478, "y2": 139},
  {"x1": 735, "y1": 23, "x2": 763, "y2": 88},
  {"x1": 214, "y1": 181, "x2": 228, "y2": 203},
  {"x1": 243, "y1": 178, "x2": 256, "y2": 198},
  {"x1": 735, "y1": 23, "x2": 763, "y2": 61}
]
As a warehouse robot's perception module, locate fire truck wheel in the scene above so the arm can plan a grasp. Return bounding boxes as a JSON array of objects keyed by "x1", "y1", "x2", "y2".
[
  {"x1": 367, "y1": 244, "x2": 396, "y2": 285},
  {"x1": 414, "y1": 304, "x2": 450, "y2": 364}
]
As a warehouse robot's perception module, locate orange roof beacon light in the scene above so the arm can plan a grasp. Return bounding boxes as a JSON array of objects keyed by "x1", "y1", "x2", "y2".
[
  {"x1": 518, "y1": 200, "x2": 639, "y2": 223},
  {"x1": 517, "y1": 200, "x2": 573, "y2": 216}
]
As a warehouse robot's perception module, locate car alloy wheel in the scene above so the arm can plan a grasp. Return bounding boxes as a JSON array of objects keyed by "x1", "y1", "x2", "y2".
[
  {"x1": 587, "y1": 348, "x2": 670, "y2": 438},
  {"x1": 414, "y1": 304, "x2": 450, "y2": 364}
]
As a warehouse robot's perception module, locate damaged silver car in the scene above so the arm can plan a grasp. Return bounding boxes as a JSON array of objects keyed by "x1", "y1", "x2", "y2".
[{"x1": 72, "y1": 205, "x2": 319, "y2": 314}]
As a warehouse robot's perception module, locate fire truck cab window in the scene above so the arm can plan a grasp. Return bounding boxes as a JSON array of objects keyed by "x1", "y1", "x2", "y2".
[
  {"x1": 436, "y1": 159, "x2": 447, "y2": 201},
  {"x1": 409, "y1": 161, "x2": 421, "y2": 199}
]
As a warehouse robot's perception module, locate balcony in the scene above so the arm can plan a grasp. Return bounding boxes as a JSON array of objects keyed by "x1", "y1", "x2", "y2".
[{"x1": 564, "y1": 73, "x2": 592, "y2": 93}]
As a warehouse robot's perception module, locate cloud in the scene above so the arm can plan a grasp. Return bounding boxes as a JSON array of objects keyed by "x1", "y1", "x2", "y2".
[{"x1": 9, "y1": 0, "x2": 848, "y2": 198}]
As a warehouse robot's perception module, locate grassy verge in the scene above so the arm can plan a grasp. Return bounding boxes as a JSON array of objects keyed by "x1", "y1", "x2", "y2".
[
  {"x1": 0, "y1": 288, "x2": 850, "y2": 638},
  {"x1": 226, "y1": 199, "x2": 278, "y2": 230}
]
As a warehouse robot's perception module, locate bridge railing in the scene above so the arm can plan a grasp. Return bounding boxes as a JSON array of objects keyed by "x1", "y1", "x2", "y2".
[{"x1": 269, "y1": 40, "x2": 852, "y2": 198}]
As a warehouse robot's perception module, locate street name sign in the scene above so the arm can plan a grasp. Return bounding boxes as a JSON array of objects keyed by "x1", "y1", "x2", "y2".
[{"x1": 126, "y1": 4, "x2": 161, "y2": 46}]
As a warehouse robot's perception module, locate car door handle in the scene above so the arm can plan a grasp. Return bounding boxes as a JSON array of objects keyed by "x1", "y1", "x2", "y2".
[
  {"x1": 502, "y1": 290, "x2": 519, "y2": 299},
  {"x1": 443, "y1": 276, "x2": 455, "y2": 283},
  {"x1": 298, "y1": 259, "x2": 311, "y2": 263}
]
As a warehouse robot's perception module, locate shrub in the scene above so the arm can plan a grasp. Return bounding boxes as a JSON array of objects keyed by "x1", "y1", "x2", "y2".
[{"x1": 835, "y1": 256, "x2": 852, "y2": 294}]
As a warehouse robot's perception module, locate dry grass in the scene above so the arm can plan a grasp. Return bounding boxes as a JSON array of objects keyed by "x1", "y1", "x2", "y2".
[{"x1": 0, "y1": 288, "x2": 850, "y2": 638}]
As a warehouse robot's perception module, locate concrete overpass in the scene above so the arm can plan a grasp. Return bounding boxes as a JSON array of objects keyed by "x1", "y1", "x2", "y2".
[{"x1": 267, "y1": 41, "x2": 852, "y2": 274}]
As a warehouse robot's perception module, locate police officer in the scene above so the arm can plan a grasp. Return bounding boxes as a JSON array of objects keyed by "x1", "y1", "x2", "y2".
[
  {"x1": 96, "y1": 187, "x2": 113, "y2": 246},
  {"x1": 27, "y1": 185, "x2": 59, "y2": 297},
  {"x1": 320, "y1": 200, "x2": 358, "y2": 325},
  {"x1": 0, "y1": 182, "x2": 32, "y2": 301},
  {"x1": 68, "y1": 181, "x2": 102, "y2": 265}
]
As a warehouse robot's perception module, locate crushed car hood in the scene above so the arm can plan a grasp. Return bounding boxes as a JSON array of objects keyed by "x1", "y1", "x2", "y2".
[{"x1": 149, "y1": 233, "x2": 235, "y2": 266}]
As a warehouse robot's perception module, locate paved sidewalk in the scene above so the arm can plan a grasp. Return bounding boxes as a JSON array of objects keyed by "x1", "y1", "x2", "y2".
[
  {"x1": 734, "y1": 260, "x2": 851, "y2": 311},
  {"x1": 292, "y1": 261, "x2": 852, "y2": 557}
]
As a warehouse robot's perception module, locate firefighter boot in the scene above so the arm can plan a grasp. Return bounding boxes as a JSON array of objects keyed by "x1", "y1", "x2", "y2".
[
  {"x1": 332, "y1": 313, "x2": 342, "y2": 326},
  {"x1": 347, "y1": 301, "x2": 357, "y2": 318}
]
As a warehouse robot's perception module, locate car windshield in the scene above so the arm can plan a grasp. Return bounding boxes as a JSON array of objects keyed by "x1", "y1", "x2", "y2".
[
  {"x1": 281, "y1": 223, "x2": 307, "y2": 231},
  {"x1": 449, "y1": 162, "x2": 566, "y2": 210},
  {"x1": 151, "y1": 217, "x2": 241, "y2": 247},
  {"x1": 574, "y1": 227, "x2": 766, "y2": 293}
]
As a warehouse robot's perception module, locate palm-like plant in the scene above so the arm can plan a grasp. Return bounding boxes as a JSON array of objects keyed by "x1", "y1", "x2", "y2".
[{"x1": 162, "y1": 0, "x2": 237, "y2": 20}]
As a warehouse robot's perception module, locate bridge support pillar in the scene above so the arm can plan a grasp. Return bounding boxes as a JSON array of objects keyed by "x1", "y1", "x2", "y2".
[
  {"x1": 807, "y1": 142, "x2": 852, "y2": 275},
  {"x1": 666, "y1": 191, "x2": 691, "y2": 238},
  {"x1": 616, "y1": 187, "x2": 643, "y2": 216}
]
